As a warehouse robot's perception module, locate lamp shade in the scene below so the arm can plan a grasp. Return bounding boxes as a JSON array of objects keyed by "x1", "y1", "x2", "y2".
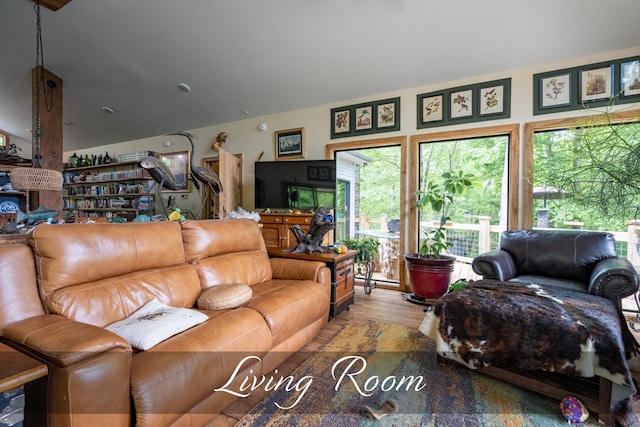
[{"x1": 10, "y1": 167, "x2": 63, "y2": 191}]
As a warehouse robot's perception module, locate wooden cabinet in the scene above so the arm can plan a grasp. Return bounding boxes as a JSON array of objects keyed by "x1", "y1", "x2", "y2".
[
  {"x1": 0, "y1": 165, "x2": 30, "y2": 228},
  {"x1": 62, "y1": 161, "x2": 154, "y2": 222},
  {"x1": 259, "y1": 213, "x2": 314, "y2": 248},
  {"x1": 266, "y1": 247, "x2": 356, "y2": 319}
]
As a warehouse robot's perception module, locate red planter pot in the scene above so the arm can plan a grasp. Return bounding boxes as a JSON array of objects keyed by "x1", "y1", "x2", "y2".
[{"x1": 404, "y1": 253, "x2": 455, "y2": 303}]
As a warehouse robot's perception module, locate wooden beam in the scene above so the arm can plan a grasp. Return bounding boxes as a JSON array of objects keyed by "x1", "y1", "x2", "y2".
[
  {"x1": 32, "y1": 0, "x2": 72, "y2": 12},
  {"x1": 32, "y1": 65, "x2": 63, "y2": 211}
]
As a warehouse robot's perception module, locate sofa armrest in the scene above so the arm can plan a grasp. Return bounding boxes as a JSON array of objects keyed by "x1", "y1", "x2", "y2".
[
  {"x1": 270, "y1": 258, "x2": 330, "y2": 286},
  {"x1": 2, "y1": 314, "x2": 131, "y2": 367},
  {"x1": 589, "y1": 257, "x2": 639, "y2": 301},
  {"x1": 2, "y1": 314, "x2": 132, "y2": 426},
  {"x1": 472, "y1": 249, "x2": 518, "y2": 281}
]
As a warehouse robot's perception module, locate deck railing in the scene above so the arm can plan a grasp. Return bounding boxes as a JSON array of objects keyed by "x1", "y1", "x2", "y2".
[{"x1": 345, "y1": 214, "x2": 640, "y2": 268}]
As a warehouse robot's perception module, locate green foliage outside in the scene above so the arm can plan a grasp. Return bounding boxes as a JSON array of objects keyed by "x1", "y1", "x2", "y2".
[
  {"x1": 341, "y1": 115, "x2": 640, "y2": 237},
  {"x1": 534, "y1": 117, "x2": 640, "y2": 231}
]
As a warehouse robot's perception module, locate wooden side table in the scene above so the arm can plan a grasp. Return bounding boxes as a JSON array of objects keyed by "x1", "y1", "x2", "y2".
[
  {"x1": 0, "y1": 342, "x2": 48, "y2": 427},
  {"x1": 267, "y1": 247, "x2": 357, "y2": 319}
]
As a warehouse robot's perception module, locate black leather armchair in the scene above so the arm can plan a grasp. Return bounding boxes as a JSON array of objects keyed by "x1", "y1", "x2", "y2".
[{"x1": 472, "y1": 229, "x2": 639, "y2": 310}]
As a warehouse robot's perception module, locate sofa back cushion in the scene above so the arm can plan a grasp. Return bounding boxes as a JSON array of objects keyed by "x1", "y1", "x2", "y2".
[
  {"x1": 500, "y1": 229, "x2": 618, "y2": 283},
  {"x1": 181, "y1": 219, "x2": 273, "y2": 288},
  {"x1": 28, "y1": 221, "x2": 201, "y2": 326}
]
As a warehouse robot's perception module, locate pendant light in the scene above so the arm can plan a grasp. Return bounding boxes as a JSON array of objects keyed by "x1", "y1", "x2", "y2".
[{"x1": 10, "y1": 0, "x2": 63, "y2": 192}]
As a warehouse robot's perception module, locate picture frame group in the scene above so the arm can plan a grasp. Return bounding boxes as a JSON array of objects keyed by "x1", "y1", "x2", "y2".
[
  {"x1": 417, "y1": 78, "x2": 511, "y2": 129},
  {"x1": 330, "y1": 97, "x2": 400, "y2": 139},
  {"x1": 275, "y1": 127, "x2": 305, "y2": 161},
  {"x1": 533, "y1": 55, "x2": 640, "y2": 115}
]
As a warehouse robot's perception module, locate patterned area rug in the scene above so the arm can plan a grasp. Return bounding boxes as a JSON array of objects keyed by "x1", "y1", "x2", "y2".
[{"x1": 236, "y1": 319, "x2": 607, "y2": 426}]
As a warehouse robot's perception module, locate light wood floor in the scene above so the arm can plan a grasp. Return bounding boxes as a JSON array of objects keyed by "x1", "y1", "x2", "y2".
[{"x1": 208, "y1": 284, "x2": 427, "y2": 426}]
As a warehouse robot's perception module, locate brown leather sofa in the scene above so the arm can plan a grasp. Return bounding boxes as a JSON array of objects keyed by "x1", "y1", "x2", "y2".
[{"x1": 0, "y1": 218, "x2": 331, "y2": 427}]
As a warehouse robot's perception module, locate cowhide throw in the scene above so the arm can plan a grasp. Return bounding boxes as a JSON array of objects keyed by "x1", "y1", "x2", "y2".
[{"x1": 419, "y1": 280, "x2": 638, "y2": 411}]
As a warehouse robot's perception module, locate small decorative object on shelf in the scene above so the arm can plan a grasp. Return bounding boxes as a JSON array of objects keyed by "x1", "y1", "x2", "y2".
[{"x1": 290, "y1": 207, "x2": 335, "y2": 254}]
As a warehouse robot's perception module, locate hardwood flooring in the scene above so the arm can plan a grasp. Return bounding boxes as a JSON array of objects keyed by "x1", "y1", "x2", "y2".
[{"x1": 208, "y1": 284, "x2": 426, "y2": 426}]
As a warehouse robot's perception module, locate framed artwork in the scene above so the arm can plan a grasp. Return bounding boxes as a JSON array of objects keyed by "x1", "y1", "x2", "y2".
[
  {"x1": 417, "y1": 78, "x2": 510, "y2": 128},
  {"x1": 621, "y1": 60, "x2": 640, "y2": 98},
  {"x1": 159, "y1": 151, "x2": 191, "y2": 192},
  {"x1": 479, "y1": 83, "x2": 505, "y2": 116},
  {"x1": 418, "y1": 93, "x2": 444, "y2": 125},
  {"x1": 275, "y1": 127, "x2": 304, "y2": 160},
  {"x1": 331, "y1": 108, "x2": 351, "y2": 137},
  {"x1": 355, "y1": 105, "x2": 373, "y2": 131},
  {"x1": 377, "y1": 100, "x2": 397, "y2": 128},
  {"x1": 539, "y1": 73, "x2": 572, "y2": 109},
  {"x1": 579, "y1": 65, "x2": 613, "y2": 103},
  {"x1": 330, "y1": 97, "x2": 400, "y2": 138},
  {"x1": 534, "y1": 55, "x2": 640, "y2": 115},
  {"x1": 449, "y1": 89, "x2": 473, "y2": 119}
]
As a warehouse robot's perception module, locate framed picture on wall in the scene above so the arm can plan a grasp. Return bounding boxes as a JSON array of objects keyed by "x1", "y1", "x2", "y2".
[
  {"x1": 621, "y1": 60, "x2": 640, "y2": 99},
  {"x1": 355, "y1": 105, "x2": 373, "y2": 131},
  {"x1": 376, "y1": 100, "x2": 397, "y2": 128},
  {"x1": 478, "y1": 84, "x2": 505, "y2": 116},
  {"x1": 275, "y1": 127, "x2": 305, "y2": 160},
  {"x1": 331, "y1": 108, "x2": 351, "y2": 137},
  {"x1": 449, "y1": 89, "x2": 473, "y2": 119},
  {"x1": 579, "y1": 65, "x2": 613, "y2": 103},
  {"x1": 418, "y1": 93, "x2": 444, "y2": 125},
  {"x1": 539, "y1": 73, "x2": 572, "y2": 109}
]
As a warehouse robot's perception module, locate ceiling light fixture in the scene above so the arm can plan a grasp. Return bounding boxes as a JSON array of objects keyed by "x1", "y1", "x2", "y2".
[
  {"x1": 177, "y1": 82, "x2": 191, "y2": 93},
  {"x1": 102, "y1": 106, "x2": 115, "y2": 114},
  {"x1": 242, "y1": 110, "x2": 250, "y2": 116}
]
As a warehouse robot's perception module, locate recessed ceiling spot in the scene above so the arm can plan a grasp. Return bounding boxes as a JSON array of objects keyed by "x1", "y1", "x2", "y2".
[
  {"x1": 102, "y1": 106, "x2": 115, "y2": 114},
  {"x1": 178, "y1": 82, "x2": 191, "y2": 93}
]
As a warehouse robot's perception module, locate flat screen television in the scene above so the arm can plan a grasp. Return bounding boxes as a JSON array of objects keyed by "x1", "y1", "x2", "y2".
[{"x1": 255, "y1": 160, "x2": 336, "y2": 210}]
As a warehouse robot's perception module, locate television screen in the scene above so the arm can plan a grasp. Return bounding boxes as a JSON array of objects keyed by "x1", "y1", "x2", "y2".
[{"x1": 255, "y1": 160, "x2": 336, "y2": 210}]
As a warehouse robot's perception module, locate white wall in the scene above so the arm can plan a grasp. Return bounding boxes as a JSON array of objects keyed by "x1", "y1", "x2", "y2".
[{"x1": 66, "y1": 46, "x2": 640, "y2": 216}]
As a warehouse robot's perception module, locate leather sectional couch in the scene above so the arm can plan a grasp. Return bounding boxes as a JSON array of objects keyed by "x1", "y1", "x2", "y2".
[{"x1": 0, "y1": 218, "x2": 331, "y2": 427}]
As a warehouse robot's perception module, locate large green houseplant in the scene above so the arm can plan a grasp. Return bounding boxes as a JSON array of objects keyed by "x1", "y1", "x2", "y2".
[{"x1": 404, "y1": 170, "x2": 475, "y2": 303}]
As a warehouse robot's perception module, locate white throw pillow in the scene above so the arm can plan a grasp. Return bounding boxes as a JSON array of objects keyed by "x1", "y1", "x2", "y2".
[
  {"x1": 197, "y1": 283, "x2": 253, "y2": 310},
  {"x1": 105, "y1": 298, "x2": 208, "y2": 350}
]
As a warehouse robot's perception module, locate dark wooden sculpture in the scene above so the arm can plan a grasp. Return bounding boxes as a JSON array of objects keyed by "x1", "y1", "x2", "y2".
[{"x1": 290, "y1": 207, "x2": 335, "y2": 253}]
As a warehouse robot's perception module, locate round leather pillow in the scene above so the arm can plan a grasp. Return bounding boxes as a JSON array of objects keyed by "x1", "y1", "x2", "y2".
[{"x1": 197, "y1": 283, "x2": 253, "y2": 310}]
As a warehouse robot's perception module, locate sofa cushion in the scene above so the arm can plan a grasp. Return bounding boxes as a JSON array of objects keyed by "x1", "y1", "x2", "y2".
[
  {"x1": 246, "y1": 279, "x2": 330, "y2": 346},
  {"x1": 106, "y1": 298, "x2": 208, "y2": 350},
  {"x1": 197, "y1": 283, "x2": 252, "y2": 310},
  {"x1": 130, "y1": 307, "x2": 273, "y2": 427}
]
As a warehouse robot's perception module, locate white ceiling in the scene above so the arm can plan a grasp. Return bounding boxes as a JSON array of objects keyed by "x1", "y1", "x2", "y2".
[{"x1": 1, "y1": 0, "x2": 639, "y2": 152}]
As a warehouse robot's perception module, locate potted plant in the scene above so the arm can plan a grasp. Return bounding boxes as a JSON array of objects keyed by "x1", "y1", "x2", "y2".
[
  {"x1": 342, "y1": 236, "x2": 381, "y2": 294},
  {"x1": 404, "y1": 170, "x2": 475, "y2": 304}
]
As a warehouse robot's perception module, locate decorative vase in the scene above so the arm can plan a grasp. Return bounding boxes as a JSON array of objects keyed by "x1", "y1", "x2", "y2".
[{"x1": 404, "y1": 253, "x2": 455, "y2": 304}]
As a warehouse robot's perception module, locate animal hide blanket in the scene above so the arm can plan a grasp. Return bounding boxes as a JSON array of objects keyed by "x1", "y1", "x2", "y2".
[{"x1": 419, "y1": 280, "x2": 638, "y2": 414}]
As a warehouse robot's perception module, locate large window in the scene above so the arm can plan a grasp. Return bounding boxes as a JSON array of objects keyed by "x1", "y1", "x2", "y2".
[
  {"x1": 409, "y1": 125, "x2": 519, "y2": 257},
  {"x1": 525, "y1": 110, "x2": 640, "y2": 232}
]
